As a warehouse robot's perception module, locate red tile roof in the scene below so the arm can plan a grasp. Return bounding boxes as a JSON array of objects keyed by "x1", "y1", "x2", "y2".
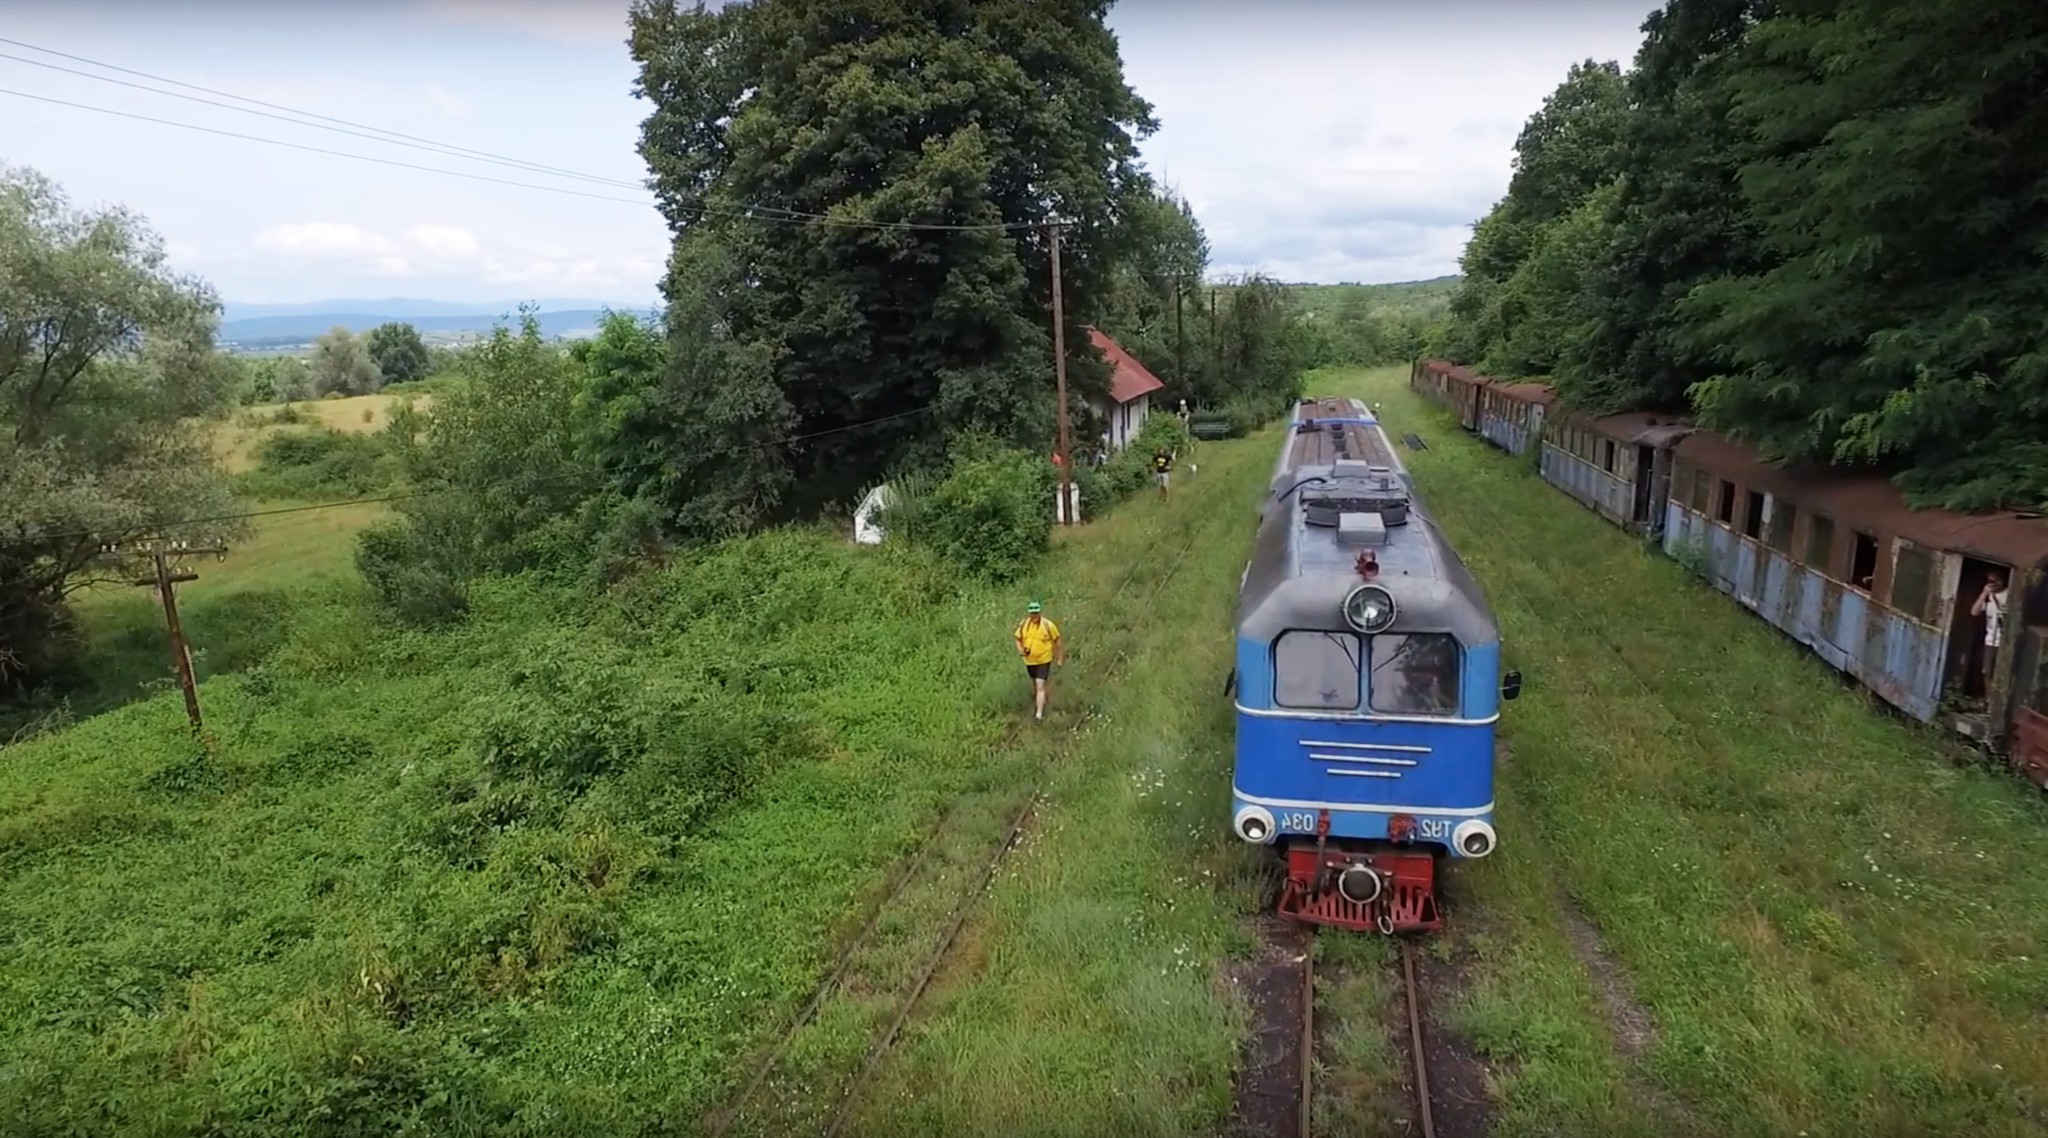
[{"x1": 1087, "y1": 327, "x2": 1166, "y2": 405}]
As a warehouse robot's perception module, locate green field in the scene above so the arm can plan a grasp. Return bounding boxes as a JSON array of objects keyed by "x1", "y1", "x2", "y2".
[
  {"x1": 5, "y1": 365, "x2": 2045, "y2": 1136},
  {"x1": 0, "y1": 424, "x2": 1286, "y2": 1135}
]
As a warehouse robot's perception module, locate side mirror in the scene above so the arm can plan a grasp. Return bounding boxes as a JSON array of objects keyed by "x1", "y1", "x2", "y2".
[{"x1": 1501, "y1": 670, "x2": 1523, "y2": 702}]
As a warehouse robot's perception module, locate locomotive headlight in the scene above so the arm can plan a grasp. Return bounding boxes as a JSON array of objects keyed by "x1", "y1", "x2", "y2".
[
  {"x1": 1342, "y1": 583, "x2": 1397, "y2": 634},
  {"x1": 1234, "y1": 805, "x2": 1277, "y2": 845},
  {"x1": 1452, "y1": 819, "x2": 1497, "y2": 859}
]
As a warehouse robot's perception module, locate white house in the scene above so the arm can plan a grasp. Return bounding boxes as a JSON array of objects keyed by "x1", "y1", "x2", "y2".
[{"x1": 1085, "y1": 327, "x2": 1165, "y2": 454}]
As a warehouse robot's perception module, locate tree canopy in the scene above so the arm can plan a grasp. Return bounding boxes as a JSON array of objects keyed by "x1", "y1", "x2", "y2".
[
  {"x1": 0, "y1": 166, "x2": 239, "y2": 694},
  {"x1": 628, "y1": 0, "x2": 1156, "y2": 516},
  {"x1": 310, "y1": 325, "x2": 383, "y2": 397},
  {"x1": 1442, "y1": 0, "x2": 2048, "y2": 510},
  {"x1": 367, "y1": 321, "x2": 430, "y2": 385}
]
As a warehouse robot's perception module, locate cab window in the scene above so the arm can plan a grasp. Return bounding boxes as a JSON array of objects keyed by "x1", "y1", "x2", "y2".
[
  {"x1": 1368, "y1": 634, "x2": 1461, "y2": 715},
  {"x1": 1273, "y1": 630, "x2": 1361, "y2": 710}
]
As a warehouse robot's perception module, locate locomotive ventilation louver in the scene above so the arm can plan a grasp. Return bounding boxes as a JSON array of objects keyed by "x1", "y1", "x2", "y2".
[{"x1": 1304, "y1": 463, "x2": 1409, "y2": 528}]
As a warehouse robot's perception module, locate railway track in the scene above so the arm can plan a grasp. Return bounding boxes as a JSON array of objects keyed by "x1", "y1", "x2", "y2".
[
  {"x1": 708, "y1": 494, "x2": 1217, "y2": 1137},
  {"x1": 1283, "y1": 934, "x2": 1437, "y2": 1138},
  {"x1": 819, "y1": 527, "x2": 1206, "y2": 1136}
]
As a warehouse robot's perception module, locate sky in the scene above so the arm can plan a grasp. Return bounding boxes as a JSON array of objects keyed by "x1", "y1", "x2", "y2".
[{"x1": 2, "y1": 0, "x2": 1654, "y2": 307}]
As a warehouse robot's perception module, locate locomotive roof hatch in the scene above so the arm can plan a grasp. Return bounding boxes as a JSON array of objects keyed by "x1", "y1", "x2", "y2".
[{"x1": 1303, "y1": 462, "x2": 1410, "y2": 529}]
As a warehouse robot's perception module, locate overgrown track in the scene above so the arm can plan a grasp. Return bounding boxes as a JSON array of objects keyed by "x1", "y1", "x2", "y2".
[
  {"x1": 1397, "y1": 941, "x2": 1437, "y2": 1138},
  {"x1": 1294, "y1": 933, "x2": 1441, "y2": 1138},
  {"x1": 821, "y1": 527, "x2": 1206, "y2": 1136},
  {"x1": 708, "y1": 473, "x2": 1226, "y2": 1137}
]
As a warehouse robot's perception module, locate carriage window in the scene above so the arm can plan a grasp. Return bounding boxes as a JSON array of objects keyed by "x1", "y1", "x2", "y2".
[
  {"x1": 1890, "y1": 545, "x2": 1934, "y2": 622},
  {"x1": 1715, "y1": 481, "x2": 1735, "y2": 525},
  {"x1": 1768, "y1": 502, "x2": 1796, "y2": 555},
  {"x1": 1274, "y1": 630, "x2": 1361, "y2": 710},
  {"x1": 1368, "y1": 634, "x2": 1462, "y2": 715},
  {"x1": 1806, "y1": 514, "x2": 1835, "y2": 574},
  {"x1": 1743, "y1": 491, "x2": 1765, "y2": 539},
  {"x1": 1690, "y1": 469, "x2": 1708, "y2": 513},
  {"x1": 1601, "y1": 439, "x2": 1616, "y2": 473}
]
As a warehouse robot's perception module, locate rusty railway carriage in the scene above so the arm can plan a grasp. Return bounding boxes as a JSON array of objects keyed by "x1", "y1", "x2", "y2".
[
  {"x1": 1230, "y1": 396, "x2": 1521, "y2": 934},
  {"x1": 1475, "y1": 381, "x2": 1553, "y2": 457},
  {"x1": 1540, "y1": 411, "x2": 1693, "y2": 535},
  {"x1": 1414, "y1": 357, "x2": 2048, "y2": 785}
]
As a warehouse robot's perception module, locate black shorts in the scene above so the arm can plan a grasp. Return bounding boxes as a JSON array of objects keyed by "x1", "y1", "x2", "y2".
[{"x1": 1026, "y1": 662, "x2": 1050, "y2": 680}]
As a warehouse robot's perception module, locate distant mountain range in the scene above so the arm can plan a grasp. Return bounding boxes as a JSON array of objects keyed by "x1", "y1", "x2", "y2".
[
  {"x1": 220, "y1": 297, "x2": 645, "y2": 322},
  {"x1": 218, "y1": 297, "x2": 660, "y2": 350}
]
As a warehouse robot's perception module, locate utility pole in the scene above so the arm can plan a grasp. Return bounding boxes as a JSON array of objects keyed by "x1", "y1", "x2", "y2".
[
  {"x1": 116, "y1": 539, "x2": 227, "y2": 733},
  {"x1": 1174, "y1": 282, "x2": 1185, "y2": 388},
  {"x1": 1209, "y1": 288, "x2": 1220, "y2": 378},
  {"x1": 1049, "y1": 220, "x2": 1073, "y2": 525}
]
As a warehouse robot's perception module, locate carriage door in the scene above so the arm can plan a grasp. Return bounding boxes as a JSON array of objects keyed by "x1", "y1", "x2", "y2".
[{"x1": 1631, "y1": 444, "x2": 1657, "y2": 529}]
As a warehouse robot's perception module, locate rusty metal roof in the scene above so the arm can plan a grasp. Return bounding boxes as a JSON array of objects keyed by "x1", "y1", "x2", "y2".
[
  {"x1": 1489, "y1": 382, "x2": 1558, "y2": 405},
  {"x1": 1086, "y1": 327, "x2": 1165, "y2": 405},
  {"x1": 1676, "y1": 431, "x2": 2048, "y2": 568}
]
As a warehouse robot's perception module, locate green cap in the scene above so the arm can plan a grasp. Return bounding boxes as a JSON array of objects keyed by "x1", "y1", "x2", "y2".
[{"x1": 1026, "y1": 600, "x2": 1042, "y2": 613}]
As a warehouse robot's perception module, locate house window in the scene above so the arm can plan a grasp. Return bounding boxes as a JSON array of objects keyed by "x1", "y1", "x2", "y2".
[
  {"x1": 1850, "y1": 532, "x2": 1879, "y2": 591},
  {"x1": 1806, "y1": 514, "x2": 1835, "y2": 574},
  {"x1": 1715, "y1": 481, "x2": 1735, "y2": 525},
  {"x1": 1767, "y1": 502, "x2": 1797, "y2": 555},
  {"x1": 1743, "y1": 491, "x2": 1765, "y2": 539},
  {"x1": 1890, "y1": 545, "x2": 1934, "y2": 622}
]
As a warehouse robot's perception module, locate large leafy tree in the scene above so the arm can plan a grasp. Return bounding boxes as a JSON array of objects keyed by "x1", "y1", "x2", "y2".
[
  {"x1": 1562, "y1": 0, "x2": 1771, "y2": 411},
  {"x1": 1684, "y1": 0, "x2": 2048, "y2": 508},
  {"x1": 366, "y1": 321, "x2": 430, "y2": 384},
  {"x1": 1445, "y1": 60, "x2": 1627, "y2": 375},
  {"x1": 0, "y1": 166, "x2": 238, "y2": 695},
  {"x1": 310, "y1": 325, "x2": 382, "y2": 396},
  {"x1": 628, "y1": 0, "x2": 1156, "y2": 515},
  {"x1": 1096, "y1": 187, "x2": 1208, "y2": 390}
]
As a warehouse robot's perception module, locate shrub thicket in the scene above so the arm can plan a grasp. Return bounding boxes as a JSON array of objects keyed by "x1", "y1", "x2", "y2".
[
  {"x1": 235, "y1": 428, "x2": 400, "y2": 499},
  {"x1": 884, "y1": 443, "x2": 1051, "y2": 582},
  {"x1": 0, "y1": 524, "x2": 971, "y2": 1134}
]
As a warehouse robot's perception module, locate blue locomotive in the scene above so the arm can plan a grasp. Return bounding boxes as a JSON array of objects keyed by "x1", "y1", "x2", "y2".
[{"x1": 1229, "y1": 396, "x2": 1519, "y2": 933}]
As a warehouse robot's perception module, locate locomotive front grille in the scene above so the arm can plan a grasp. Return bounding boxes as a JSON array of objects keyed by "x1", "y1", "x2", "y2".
[{"x1": 1303, "y1": 739, "x2": 1425, "y2": 779}]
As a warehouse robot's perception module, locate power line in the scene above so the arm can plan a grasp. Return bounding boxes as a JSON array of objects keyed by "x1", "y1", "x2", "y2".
[
  {"x1": 0, "y1": 87, "x2": 669, "y2": 211},
  {"x1": 0, "y1": 40, "x2": 1043, "y2": 233},
  {"x1": 0, "y1": 49, "x2": 649, "y2": 192}
]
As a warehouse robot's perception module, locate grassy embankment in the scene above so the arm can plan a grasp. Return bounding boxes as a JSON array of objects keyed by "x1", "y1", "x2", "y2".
[
  {"x1": 0, "y1": 420, "x2": 1279, "y2": 1135},
  {"x1": 15, "y1": 393, "x2": 419, "y2": 738},
  {"x1": 1308, "y1": 365, "x2": 2048, "y2": 1137}
]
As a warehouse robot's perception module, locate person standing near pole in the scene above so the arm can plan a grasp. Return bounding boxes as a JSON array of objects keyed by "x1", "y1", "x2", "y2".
[{"x1": 1014, "y1": 600, "x2": 1063, "y2": 722}]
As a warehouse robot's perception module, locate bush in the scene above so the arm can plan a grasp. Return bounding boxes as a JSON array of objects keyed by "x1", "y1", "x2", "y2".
[
  {"x1": 885, "y1": 446, "x2": 1050, "y2": 582},
  {"x1": 355, "y1": 520, "x2": 468, "y2": 625},
  {"x1": 236, "y1": 428, "x2": 398, "y2": 499},
  {"x1": 1070, "y1": 413, "x2": 1193, "y2": 519}
]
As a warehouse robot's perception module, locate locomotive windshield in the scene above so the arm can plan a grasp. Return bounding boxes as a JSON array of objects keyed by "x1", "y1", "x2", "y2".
[
  {"x1": 1368, "y1": 634, "x2": 1461, "y2": 714},
  {"x1": 1270, "y1": 630, "x2": 1463, "y2": 714},
  {"x1": 1274, "y1": 630, "x2": 1362, "y2": 709}
]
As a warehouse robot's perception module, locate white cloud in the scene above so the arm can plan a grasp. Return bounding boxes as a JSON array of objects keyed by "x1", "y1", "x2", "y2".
[
  {"x1": 254, "y1": 222, "x2": 397, "y2": 258},
  {"x1": 419, "y1": 0, "x2": 634, "y2": 46},
  {"x1": 406, "y1": 224, "x2": 482, "y2": 258},
  {"x1": 422, "y1": 83, "x2": 475, "y2": 122}
]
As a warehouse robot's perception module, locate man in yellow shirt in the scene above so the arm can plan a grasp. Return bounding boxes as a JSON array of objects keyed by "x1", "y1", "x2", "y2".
[{"x1": 1013, "y1": 600, "x2": 1064, "y2": 722}]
